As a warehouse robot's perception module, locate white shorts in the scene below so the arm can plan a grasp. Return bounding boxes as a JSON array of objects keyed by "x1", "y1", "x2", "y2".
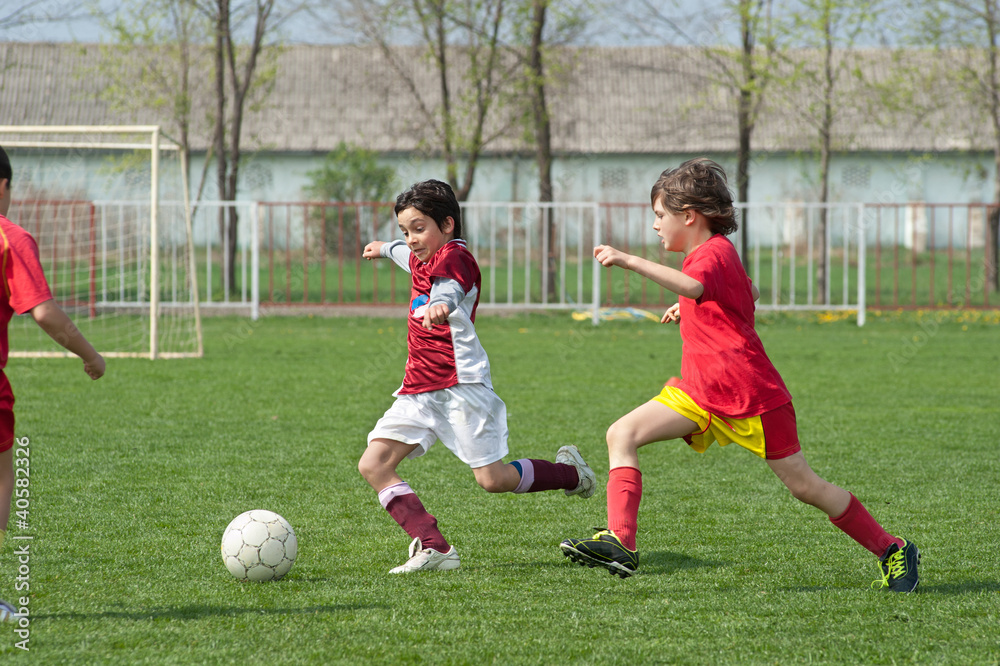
[{"x1": 367, "y1": 383, "x2": 509, "y2": 468}]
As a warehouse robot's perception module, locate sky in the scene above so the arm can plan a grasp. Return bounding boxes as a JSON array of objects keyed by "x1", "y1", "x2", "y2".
[
  {"x1": 0, "y1": 0, "x2": 719, "y2": 46},
  {"x1": 1, "y1": 0, "x2": 909, "y2": 48}
]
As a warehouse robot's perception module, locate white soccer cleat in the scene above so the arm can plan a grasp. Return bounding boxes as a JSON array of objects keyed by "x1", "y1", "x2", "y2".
[
  {"x1": 0, "y1": 598, "x2": 18, "y2": 623},
  {"x1": 557, "y1": 445, "x2": 597, "y2": 498},
  {"x1": 389, "y1": 537, "x2": 461, "y2": 574}
]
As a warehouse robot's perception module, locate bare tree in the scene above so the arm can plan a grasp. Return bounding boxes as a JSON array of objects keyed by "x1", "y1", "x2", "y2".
[
  {"x1": 95, "y1": 0, "x2": 213, "y2": 202},
  {"x1": 915, "y1": 0, "x2": 1000, "y2": 292},
  {"x1": 634, "y1": 0, "x2": 780, "y2": 269},
  {"x1": 345, "y1": 0, "x2": 520, "y2": 200},
  {"x1": 198, "y1": 0, "x2": 286, "y2": 292},
  {"x1": 0, "y1": 1, "x2": 90, "y2": 32},
  {"x1": 501, "y1": 0, "x2": 590, "y2": 298},
  {"x1": 777, "y1": 0, "x2": 879, "y2": 302}
]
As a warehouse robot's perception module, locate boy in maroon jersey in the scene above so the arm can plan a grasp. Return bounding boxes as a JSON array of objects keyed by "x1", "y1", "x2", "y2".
[
  {"x1": 560, "y1": 159, "x2": 919, "y2": 592},
  {"x1": 0, "y1": 146, "x2": 105, "y2": 617},
  {"x1": 360, "y1": 179, "x2": 595, "y2": 573}
]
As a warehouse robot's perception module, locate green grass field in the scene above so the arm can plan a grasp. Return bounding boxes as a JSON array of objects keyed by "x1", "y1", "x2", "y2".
[{"x1": 2, "y1": 311, "x2": 998, "y2": 664}]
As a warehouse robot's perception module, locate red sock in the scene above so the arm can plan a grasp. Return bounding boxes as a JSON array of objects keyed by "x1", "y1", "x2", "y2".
[
  {"x1": 379, "y1": 483, "x2": 449, "y2": 553},
  {"x1": 607, "y1": 466, "x2": 642, "y2": 551},
  {"x1": 829, "y1": 493, "x2": 903, "y2": 557},
  {"x1": 512, "y1": 459, "x2": 579, "y2": 493}
]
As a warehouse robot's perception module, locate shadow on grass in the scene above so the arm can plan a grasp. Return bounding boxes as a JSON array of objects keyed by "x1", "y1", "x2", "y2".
[
  {"x1": 640, "y1": 550, "x2": 725, "y2": 576},
  {"x1": 914, "y1": 580, "x2": 1000, "y2": 595},
  {"x1": 483, "y1": 551, "x2": 723, "y2": 576},
  {"x1": 35, "y1": 603, "x2": 384, "y2": 622}
]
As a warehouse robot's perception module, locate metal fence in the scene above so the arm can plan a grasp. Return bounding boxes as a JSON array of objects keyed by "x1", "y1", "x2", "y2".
[
  {"x1": 598, "y1": 201, "x2": 999, "y2": 324},
  {"x1": 11, "y1": 199, "x2": 998, "y2": 327},
  {"x1": 255, "y1": 201, "x2": 604, "y2": 320}
]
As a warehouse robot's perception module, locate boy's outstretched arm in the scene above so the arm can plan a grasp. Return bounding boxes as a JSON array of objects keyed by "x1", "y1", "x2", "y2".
[
  {"x1": 362, "y1": 241, "x2": 386, "y2": 260},
  {"x1": 29, "y1": 300, "x2": 105, "y2": 379},
  {"x1": 363, "y1": 240, "x2": 412, "y2": 273},
  {"x1": 594, "y1": 245, "x2": 704, "y2": 299}
]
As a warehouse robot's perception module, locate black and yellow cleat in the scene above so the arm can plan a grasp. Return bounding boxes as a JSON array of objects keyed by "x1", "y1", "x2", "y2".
[{"x1": 560, "y1": 529, "x2": 638, "y2": 579}]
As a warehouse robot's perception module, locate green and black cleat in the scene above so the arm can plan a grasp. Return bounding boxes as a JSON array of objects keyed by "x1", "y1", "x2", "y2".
[{"x1": 874, "y1": 539, "x2": 920, "y2": 593}]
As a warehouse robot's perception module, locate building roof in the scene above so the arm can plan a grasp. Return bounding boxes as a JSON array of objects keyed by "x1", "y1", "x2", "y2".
[{"x1": 0, "y1": 42, "x2": 989, "y2": 155}]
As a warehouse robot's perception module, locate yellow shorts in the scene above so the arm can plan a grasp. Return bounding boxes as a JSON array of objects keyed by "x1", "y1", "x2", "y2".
[{"x1": 652, "y1": 386, "x2": 800, "y2": 460}]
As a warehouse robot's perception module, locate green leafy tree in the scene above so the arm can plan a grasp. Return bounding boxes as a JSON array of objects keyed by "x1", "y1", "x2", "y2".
[
  {"x1": 304, "y1": 142, "x2": 397, "y2": 203},
  {"x1": 303, "y1": 142, "x2": 397, "y2": 255}
]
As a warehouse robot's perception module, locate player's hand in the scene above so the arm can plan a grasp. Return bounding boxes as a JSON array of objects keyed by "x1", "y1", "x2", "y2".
[
  {"x1": 84, "y1": 353, "x2": 106, "y2": 380},
  {"x1": 661, "y1": 303, "x2": 680, "y2": 324},
  {"x1": 593, "y1": 244, "x2": 629, "y2": 269},
  {"x1": 422, "y1": 303, "x2": 451, "y2": 330},
  {"x1": 362, "y1": 241, "x2": 385, "y2": 260}
]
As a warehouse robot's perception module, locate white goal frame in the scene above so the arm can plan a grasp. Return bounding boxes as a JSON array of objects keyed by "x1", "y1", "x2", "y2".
[{"x1": 0, "y1": 125, "x2": 203, "y2": 358}]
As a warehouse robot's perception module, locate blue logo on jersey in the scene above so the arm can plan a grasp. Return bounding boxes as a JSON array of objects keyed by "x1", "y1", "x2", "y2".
[{"x1": 410, "y1": 294, "x2": 429, "y2": 315}]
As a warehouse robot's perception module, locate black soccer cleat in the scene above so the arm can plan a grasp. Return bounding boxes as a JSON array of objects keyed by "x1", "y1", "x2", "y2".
[
  {"x1": 874, "y1": 539, "x2": 920, "y2": 593},
  {"x1": 560, "y1": 529, "x2": 638, "y2": 579}
]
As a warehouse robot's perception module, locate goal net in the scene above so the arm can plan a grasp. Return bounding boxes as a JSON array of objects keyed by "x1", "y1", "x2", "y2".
[{"x1": 0, "y1": 126, "x2": 203, "y2": 358}]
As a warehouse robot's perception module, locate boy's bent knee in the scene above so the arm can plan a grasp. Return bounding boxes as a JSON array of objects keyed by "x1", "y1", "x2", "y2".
[
  {"x1": 357, "y1": 455, "x2": 375, "y2": 481},
  {"x1": 606, "y1": 421, "x2": 639, "y2": 454},
  {"x1": 476, "y1": 477, "x2": 507, "y2": 493},
  {"x1": 357, "y1": 445, "x2": 388, "y2": 482}
]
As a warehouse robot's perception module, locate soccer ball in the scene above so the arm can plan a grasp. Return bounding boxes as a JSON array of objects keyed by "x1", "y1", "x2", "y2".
[{"x1": 221, "y1": 510, "x2": 298, "y2": 582}]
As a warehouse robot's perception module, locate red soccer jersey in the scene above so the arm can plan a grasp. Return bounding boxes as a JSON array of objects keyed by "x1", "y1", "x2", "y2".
[
  {"x1": 0, "y1": 215, "x2": 54, "y2": 369},
  {"x1": 675, "y1": 234, "x2": 791, "y2": 419},
  {"x1": 399, "y1": 239, "x2": 488, "y2": 394}
]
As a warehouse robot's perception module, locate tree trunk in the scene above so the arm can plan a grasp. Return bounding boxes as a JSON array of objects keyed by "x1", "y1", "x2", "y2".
[
  {"x1": 214, "y1": 0, "x2": 228, "y2": 295},
  {"x1": 988, "y1": 0, "x2": 1000, "y2": 292},
  {"x1": 737, "y1": 0, "x2": 755, "y2": 271},
  {"x1": 816, "y1": 9, "x2": 834, "y2": 305},
  {"x1": 529, "y1": 0, "x2": 556, "y2": 300}
]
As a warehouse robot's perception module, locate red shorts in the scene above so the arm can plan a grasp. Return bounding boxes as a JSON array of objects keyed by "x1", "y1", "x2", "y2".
[
  {"x1": 0, "y1": 372, "x2": 14, "y2": 453},
  {"x1": 757, "y1": 402, "x2": 801, "y2": 460}
]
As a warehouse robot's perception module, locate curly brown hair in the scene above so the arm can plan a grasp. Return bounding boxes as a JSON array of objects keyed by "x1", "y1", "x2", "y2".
[{"x1": 650, "y1": 158, "x2": 739, "y2": 236}]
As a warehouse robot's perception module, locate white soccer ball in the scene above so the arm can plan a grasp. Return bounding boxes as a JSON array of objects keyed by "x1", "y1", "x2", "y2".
[{"x1": 221, "y1": 510, "x2": 297, "y2": 582}]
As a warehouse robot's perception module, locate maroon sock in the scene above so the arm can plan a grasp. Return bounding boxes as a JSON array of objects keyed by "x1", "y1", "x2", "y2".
[
  {"x1": 512, "y1": 459, "x2": 579, "y2": 493},
  {"x1": 379, "y1": 483, "x2": 449, "y2": 553},
  {"x1": 607, "y1": 466, "x2": 642, "y2": 551},
  {"x1": 829, "y1": 493, "x2": 903, "y2": 557}
]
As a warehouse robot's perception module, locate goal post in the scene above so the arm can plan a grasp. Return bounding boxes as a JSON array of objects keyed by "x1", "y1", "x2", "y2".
[{"x1": 0, "y1": 125, "x2": 203, "y2": 359}]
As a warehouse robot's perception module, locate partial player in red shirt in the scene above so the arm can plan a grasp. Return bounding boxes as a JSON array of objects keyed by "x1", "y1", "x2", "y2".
[
  {"x1": 0, "y1": 146, "x2": 106, "y2": 618},
  {"x1": 359, "y1": 179, "x2": 596, "y2": 573},
  {"x1": 560, "y1": 158, "x2": 919, "y2": 592}
]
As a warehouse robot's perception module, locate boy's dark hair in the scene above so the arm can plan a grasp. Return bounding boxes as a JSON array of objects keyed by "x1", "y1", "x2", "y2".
[
  {"x1": 0, "y1": 146, "x2": 11, "y2": 185},
  {"x1": 394, "y1": 179, "x2": 462, "y2": 238},
  {"x1": 650, "y1": 158, "x2": 738, "y2": 236}
]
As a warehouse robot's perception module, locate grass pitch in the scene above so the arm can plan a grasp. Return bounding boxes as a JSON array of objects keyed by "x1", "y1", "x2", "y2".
[{"x1": 2, "y1": 310, "x2": 998, "y2": 664}]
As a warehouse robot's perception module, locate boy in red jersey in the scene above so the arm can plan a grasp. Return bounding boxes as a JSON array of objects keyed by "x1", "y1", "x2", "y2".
[
  {"x1": 0, "y1": 146, "x2": 105, "y2": 616},
  {"x1": 360, "y1": 180, "x2": 595, "y2": 573},
  {"x1": 560, "y1": 159, "x2": 919, "y2": 592}
]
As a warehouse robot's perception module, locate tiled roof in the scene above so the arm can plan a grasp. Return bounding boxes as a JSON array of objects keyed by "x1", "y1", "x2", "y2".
[{"x1": 0, "y1": 42, "x2": 990, "y2": 154}]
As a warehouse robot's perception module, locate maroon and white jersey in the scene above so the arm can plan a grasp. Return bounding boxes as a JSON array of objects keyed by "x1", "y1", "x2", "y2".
[{"x1": 382, "y1": 239, "x2": 492, "y2": 394}]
